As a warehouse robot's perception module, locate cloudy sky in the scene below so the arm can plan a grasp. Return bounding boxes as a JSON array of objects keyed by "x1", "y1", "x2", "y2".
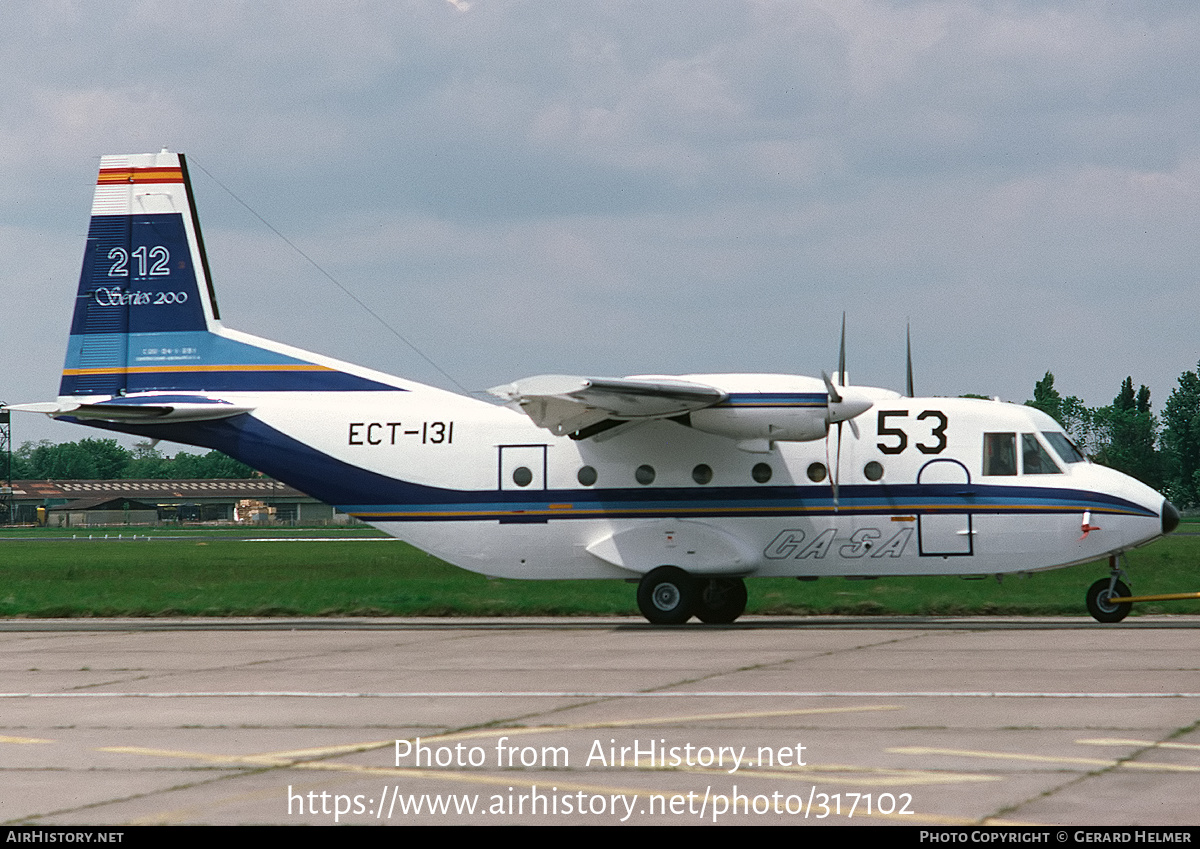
[{"x1": 3, "y1": 0, "x2": 1199, "y2": 449}]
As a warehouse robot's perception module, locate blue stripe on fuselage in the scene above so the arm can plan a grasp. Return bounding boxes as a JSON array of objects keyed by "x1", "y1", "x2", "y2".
[
  {"x1": 67, "y1": 415, "x2": 1157, "y2": 524},
  {"x1": 716, "y1": 392, "x2": 827, "y2": 409}
]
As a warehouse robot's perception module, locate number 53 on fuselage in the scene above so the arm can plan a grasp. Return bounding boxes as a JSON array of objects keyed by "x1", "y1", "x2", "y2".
[{"x1": 7, "y1": 152, "x2": 1180, "y2": 624}]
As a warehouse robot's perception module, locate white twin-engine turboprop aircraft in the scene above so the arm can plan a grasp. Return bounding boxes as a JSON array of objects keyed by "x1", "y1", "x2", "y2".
[{"x1": 8, "y1": 152, "x2": 1181, "y2": 624}]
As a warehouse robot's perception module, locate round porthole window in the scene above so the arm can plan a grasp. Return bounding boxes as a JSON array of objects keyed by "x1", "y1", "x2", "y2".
[
  {"x1": 864, "y1": 461, "x2": 884, "y2": 481},
  {"x1": 577, "y1": 465, "x2": 597, "y2": 486},
  {"x1": 807, "y1": 462, "x2": 827, "y2": 482},
  {"x1": 635, "y1": 464, "x2": 656, "y2": 485},
  {"x1": 692, "y1": 464, "x2": 713, "y2": 485},
  {"x1": 512, "y1": 466, "x2": 533, "y2": 487},
  {"x1": 751, "y1": 463, "x2": 772, "y2": 483}
]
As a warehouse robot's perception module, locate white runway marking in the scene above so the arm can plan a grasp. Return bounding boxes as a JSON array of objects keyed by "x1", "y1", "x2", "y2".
[
  {"x1": 241, "y1": 538, "x2": 395, "y2": 542},
  {"x1": 3, "y1": 690, "x2": 1200, "y2": 698},
  {"x1": 890, "y1": 746, "x2": 1200, "y2": 773}
]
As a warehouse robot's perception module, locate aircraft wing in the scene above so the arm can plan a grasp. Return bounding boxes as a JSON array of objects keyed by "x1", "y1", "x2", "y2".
[{"x1": 489, "y1": 374, "x2": 727, "y2": 436}]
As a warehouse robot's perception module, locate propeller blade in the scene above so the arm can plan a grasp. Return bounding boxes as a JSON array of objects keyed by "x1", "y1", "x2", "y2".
[
  {"x1": 821, "y1": 370, "x2": 843, "y2": 405},
  {"x1": 905, "y1": 323, "x2": 914, "y2": 397},
  {"x1": 824, "y1": 422, "x2": 840, "y2": 511},
  {"x1": 833, "y1": 420, "x2": 843, "y2": 511},
  {"x1": 838, "y1": 312, "x2": 847, "y2": 386},
  {"x1": 824, "y1": 312, "x2": 860, "y2": 512}
]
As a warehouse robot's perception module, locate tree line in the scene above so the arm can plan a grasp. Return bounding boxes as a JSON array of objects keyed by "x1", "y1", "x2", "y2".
[
  {"x1": 1027, "y1": 361, "x2": 1200, "y2": 509},
  {"x1": 7, "y1": 439, "x2": 256, "y2": 480}
]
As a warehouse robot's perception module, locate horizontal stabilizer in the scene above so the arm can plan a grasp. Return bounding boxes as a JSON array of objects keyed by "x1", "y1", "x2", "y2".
[{"x1": 6, "y1": 395, "x2": 254, "y2": 423}]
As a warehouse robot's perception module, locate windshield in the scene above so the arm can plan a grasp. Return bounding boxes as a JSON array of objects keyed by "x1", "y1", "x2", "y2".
[
  {"x1": 1022, "y1": 433, "x2": 1062, "y2": 474},
  {"x1": 1041, "y1": 431, "x2": 1086, "y2": 464}
]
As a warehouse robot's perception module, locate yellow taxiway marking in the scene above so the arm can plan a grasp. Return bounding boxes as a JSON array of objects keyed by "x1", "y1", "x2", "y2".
[
  {"x1": 100, "y1": 704, "x2": 906, "y2": 767},
  {"x1": 0, "y1": 735, "x2": 53, "y2": 744},
  {"x1": 239, "y1": 741, "x2": 389, "y2": 761},
  {"x1": 102, "y1": 705, "x2": 902, "y2": 767},
  {"x1": 399, "y1": 703, "x2": 903, "y2": 747},
  {"x1": 102, "y1": 742, "x2": 991, "y2": 789},
  {"x1": 583, "y1": 703, "x2": 902, "y2": 727},
  {"x1": 890, "y1": 747, "x2": 1200, "y2": 773},
  {"x1": 101, "y1": 746, "x2": 296, "y2": 766},
  {"x1": 668, "y1": 764, "x2": 996, "y2": 787},
  {"x1": 95, "y1": 703, "x2": 997, "y2": 824},
  {"x1": 146, "y1": 763, "x2": 979, "y2": 826},
  {"x1": 1077, "y1": 737, "x2": 1200, "y2": 752},
  {"x1": 217, "y1": 704, "x2": 906, "y2": 762},
  {"x1": 116, "y1": 755, "x2": 976, "y2": 826}
]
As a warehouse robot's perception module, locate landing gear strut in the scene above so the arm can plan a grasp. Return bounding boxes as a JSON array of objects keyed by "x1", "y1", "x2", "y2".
[{"x1": 1086, "y1": 555, "x2": 1132, "y2": 623}]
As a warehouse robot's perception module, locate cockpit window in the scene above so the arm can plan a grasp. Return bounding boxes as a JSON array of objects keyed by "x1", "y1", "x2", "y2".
[
  {"x1": 1021, "y1": 433, "x2": 1062, "y2": 474},
  {"x1": 983, "y1": 433, "x2": 1017, "y2": 476},
  {"x1": 1042, "y1": 431, "x2": 1086, "y2": 464}
]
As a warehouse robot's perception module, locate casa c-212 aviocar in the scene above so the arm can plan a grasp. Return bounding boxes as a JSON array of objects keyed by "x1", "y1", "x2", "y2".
[{"x1": 7, "y1": 151, "x2": 1182, "y2": 624}]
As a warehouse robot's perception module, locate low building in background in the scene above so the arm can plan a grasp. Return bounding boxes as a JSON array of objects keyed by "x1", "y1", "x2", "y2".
[{"x1": 7, "y1": 480, "x2": 353, "y2": 527}]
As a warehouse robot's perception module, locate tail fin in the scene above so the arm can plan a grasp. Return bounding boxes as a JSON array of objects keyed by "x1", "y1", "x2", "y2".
[
  {"x1": 62, "y1": 152, "x2": 219, "y2": 397},
  {"x1": 60, "y1": 151, "x2": 399, "y2": 398}
]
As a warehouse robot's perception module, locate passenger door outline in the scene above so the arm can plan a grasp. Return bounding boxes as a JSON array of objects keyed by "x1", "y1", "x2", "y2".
[{"x1": 916, "y1": 458, "x2": 974, "y2": 557}]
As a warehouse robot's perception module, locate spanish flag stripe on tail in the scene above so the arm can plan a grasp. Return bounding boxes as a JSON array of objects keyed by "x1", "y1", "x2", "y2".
[{"x1": 97, "y1": 167, "x2": 184, "y2": 185}]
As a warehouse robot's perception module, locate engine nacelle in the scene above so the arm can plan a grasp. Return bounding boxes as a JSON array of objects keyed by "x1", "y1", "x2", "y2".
[
  {"x1": 684, "y1": 382, "x2": 873, "y2": 443},
  {"x1": 687, "y1": 406, "x2": 829, "y2": 442}
]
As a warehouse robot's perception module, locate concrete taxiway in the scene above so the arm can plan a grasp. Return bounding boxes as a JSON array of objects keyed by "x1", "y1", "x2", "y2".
[{"x1": 1, "y1": 616, "x2": 1198, "y2": 826}]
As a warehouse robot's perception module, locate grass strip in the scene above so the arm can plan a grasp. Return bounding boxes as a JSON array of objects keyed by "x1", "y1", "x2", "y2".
[{"x1": 0, "y1": 523, "x2": 1197, "y2": 618}]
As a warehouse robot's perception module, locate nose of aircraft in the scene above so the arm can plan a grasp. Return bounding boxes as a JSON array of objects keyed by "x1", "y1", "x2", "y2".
[{"x1": 1162, "y1": 499, "x2": 1180, "y2": 535}]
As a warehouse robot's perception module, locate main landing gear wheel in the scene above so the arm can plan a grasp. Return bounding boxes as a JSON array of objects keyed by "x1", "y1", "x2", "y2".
[
  {"x1": 1086, "y1": 578, "x2": 1132, "y2": 623},
  {"x1": 695, "y1": 577, "x2": 748, "y2": 624},
  {"x1": 637, "y1": 566, "x2": 697, "y2": 625}
]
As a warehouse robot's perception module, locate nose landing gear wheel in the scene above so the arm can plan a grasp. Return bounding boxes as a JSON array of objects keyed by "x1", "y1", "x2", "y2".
[
  {"x1": 695, "y1": 577, "x2": 748, "y2": 624},
  {"x1": 637, "y1": 566, "x2": 697, "y2": 625},
  {"x1": 1086, "y1": 578, "x2": 1132, "y2": 623}
]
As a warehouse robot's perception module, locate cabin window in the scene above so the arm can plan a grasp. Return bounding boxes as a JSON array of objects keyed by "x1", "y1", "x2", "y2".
[
  {"x1": 751, "y1": 463, "x2": 773, "y2": 483},
  {"x1": 983, "y1": 433, "x2": 1017, "y2": 476},
  {"x1": 1042, "y1": 431, "x2": 1086, "y2": 464},
  {"x1": 807, "y1": 462, "x2": 827, "y2": 482},
  {"x1": 864, "y1": 461, "x2": 884, "y2": 481},
  {"x1": 512, "y1": 466, "x2": 534, "y2": 487},
  {"x1": 692, "y1": 464, "x2": 713, "y2": 485},
  {"x1": 577, "y1": 466, "x2": 597, "y2": 486},
  {"x1": 635, "y1": 464, "x2": 656, "y2": 485},
  {"x1": 1021, "y1": 434, "x2": 1062, "y2": 475}
]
